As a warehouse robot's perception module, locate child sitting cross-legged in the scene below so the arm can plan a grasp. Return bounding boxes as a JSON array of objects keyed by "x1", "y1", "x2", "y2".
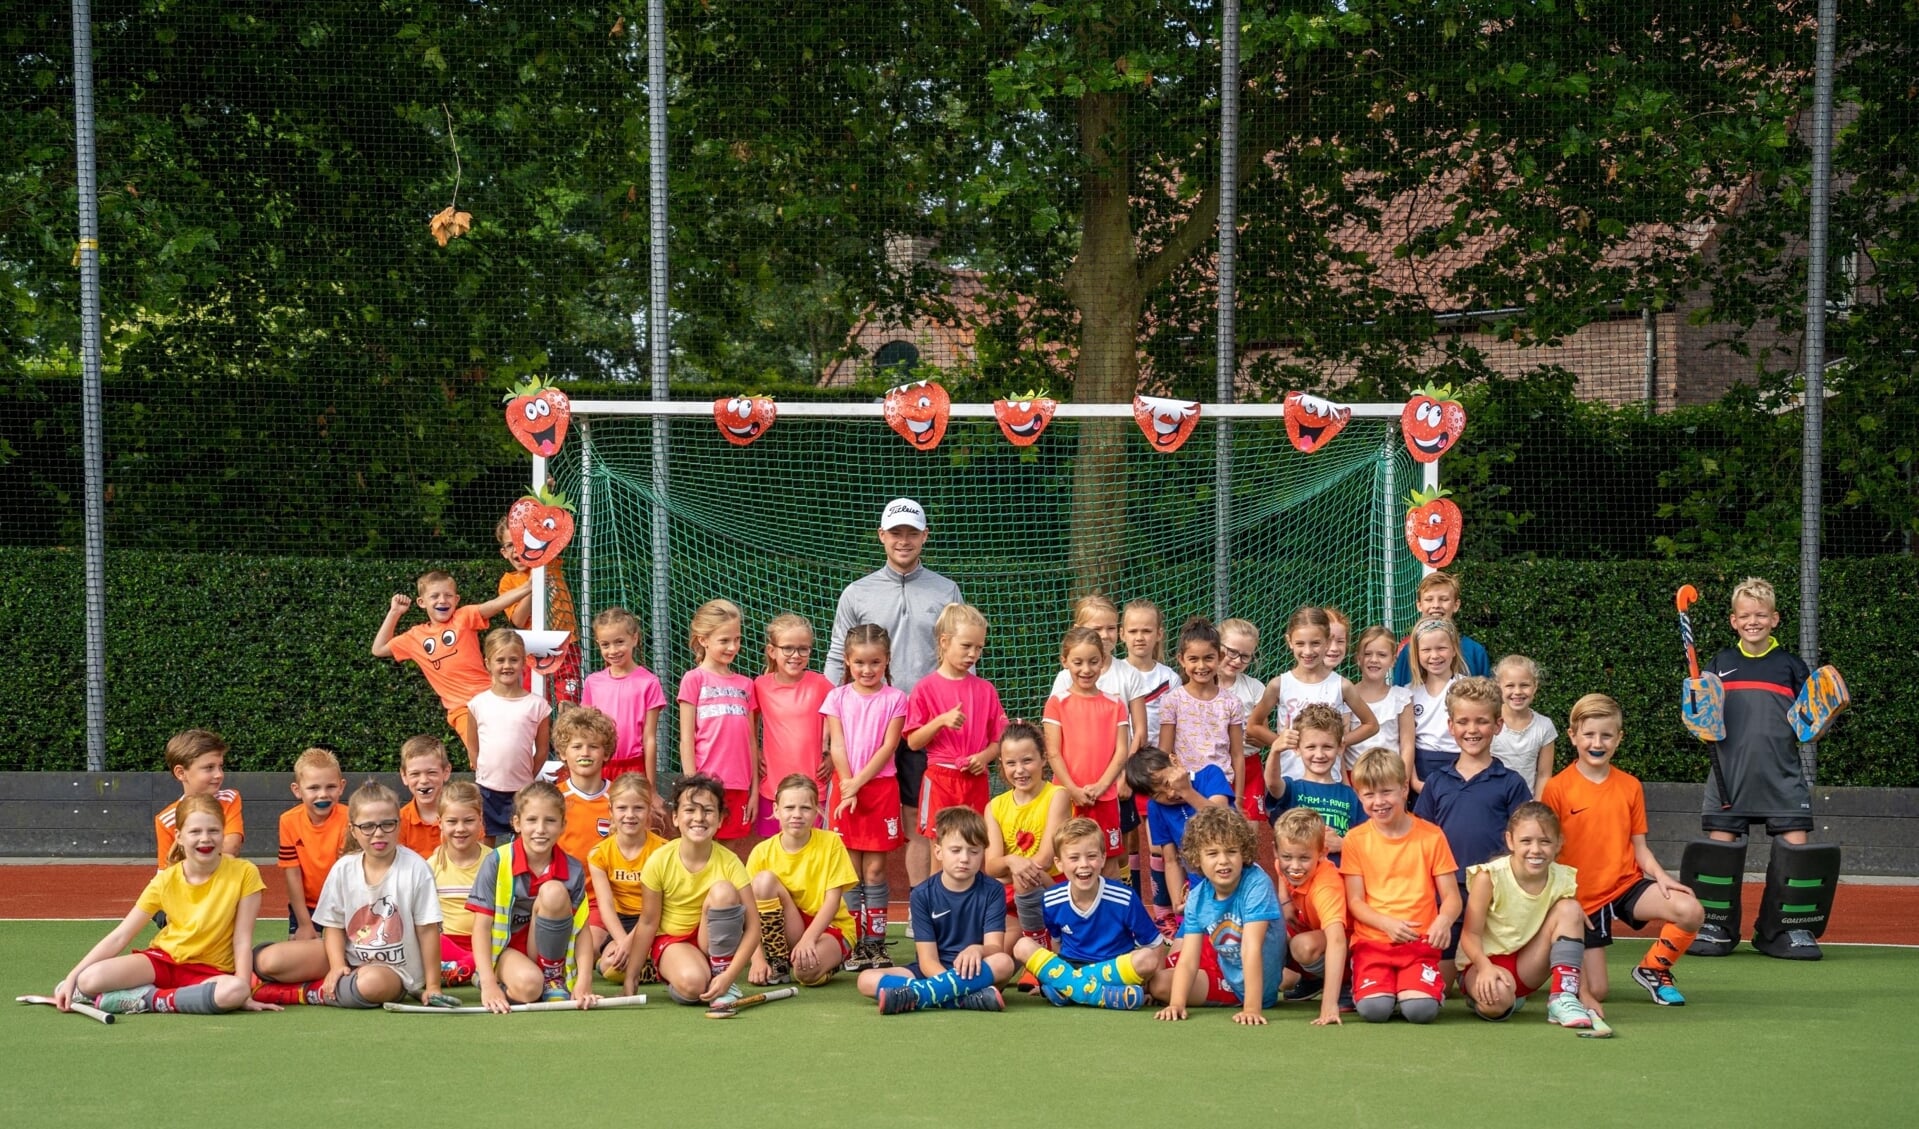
[
  {"x1": 1012, "y1": 817, "x2": 1165, "y2": 1010},
  {"x1": 859, "y1": 806, "x2": 1015, "y2": 1014}
]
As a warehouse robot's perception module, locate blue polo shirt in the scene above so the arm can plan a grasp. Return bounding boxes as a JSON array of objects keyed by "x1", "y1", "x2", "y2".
[
  {"x1": 1413, "y1": 758, "x2": 1532, "y2": 881},
  {"x1": 1391, "y1": 634, "x2": 1491, "y2": 686},
  {"x1": 1146, "y1": 765, "x2": 1235, "y2": 852}
]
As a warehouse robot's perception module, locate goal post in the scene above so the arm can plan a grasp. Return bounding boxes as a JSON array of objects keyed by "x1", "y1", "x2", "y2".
[{"x1": 537, "y1": 400, "x2": 1437, "y2": 764}]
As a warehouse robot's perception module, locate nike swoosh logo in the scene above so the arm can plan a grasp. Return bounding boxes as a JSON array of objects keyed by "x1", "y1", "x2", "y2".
[
  {"x1": 1718, "y1": 668, "x2": 1738, "y2": 678},
  {"x1": 1571, "y1": 807, "x2": 1589, "y2": 815},
  {"x1": 930, "y1": 910, "x2": 949, "y2": 919}
]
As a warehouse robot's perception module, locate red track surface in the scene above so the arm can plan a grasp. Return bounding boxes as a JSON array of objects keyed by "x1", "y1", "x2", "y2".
[{"x1": 3, "y1": 864, "x2": 1915, "y2": 944}]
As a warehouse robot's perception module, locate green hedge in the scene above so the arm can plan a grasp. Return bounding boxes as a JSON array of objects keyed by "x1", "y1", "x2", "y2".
[{"x1": 2, "y1": 549, "x2": 1914, "y2": 785}]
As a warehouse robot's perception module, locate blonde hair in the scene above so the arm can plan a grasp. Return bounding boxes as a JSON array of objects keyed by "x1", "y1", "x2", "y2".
[
  {"x1": 512, "y1": 779, "x2": 567, "y2": 823},
  {"x1": 1072, "y1": 594, "x2": 1119, "y2": 626},
  {"x1": 1322, "y1": 606, "x2": 1350, "y2": 632},
  {"x1": 1508, "y1": 800, "x2": 1562, "y2": 842},
  {"x1": 1409, "y1": 618, "x2": 1467, "y2": 676},
  {"x1": 1444, "y1": 675, "x2": 1502, "y2": 717},
  {"x1": 1178, "y1": 805, "x2": 1258, "y2": 871},
  {"x1": 1415, "y1": 571, "x2": 1461, "y2": 599},
  {"x1": 1218, "y1": 617, "x2": 1259, "y2": 646},
  {"x1": 164, "y1": 794, "x2": 227, "y2": 866},
  {"x1": 1121, "y1": 599, "x2": 1164, "y2": 662},
  {"x1": 592, "y1": 606, "x2": 643, "y2": 639},
  {"x1": 1356, "y1": 624, "x2": 1397, "y2": 656},
  {"x1": 164, "y1": 729, "x2": 226, "y2": 775},
  {"x1": 1350, "y1": 747, "x2": 1408, "y2": 791},
  {"x1": 399, "y1": 734, "x2": 449, "y2": 768},
  {"x1": 763, "y1": 612, "x2": 815, "y2": 674},
  {"x1": 1292, "y1": 702, "x2": 1346, "y2": 742},
  {"x1": 293, "y1": 746, "x2": 342, "y2": 780},
  {"x1": 482, "y1": 626, "x2": 526, "y2": 661},
  {"x1": 415, "y1": 570, "x2": 456, "y2": 596},
  {"x1": 430, "y1": 782, "x2": 485, "y2": 868},
  {"x1": 1051, "y1": 816, "x2": 1105, "y2": 856},
  {"x1": 773, "y1": 773, "x2": 820, "y2": 803},
  {"x1": 1060, "y1": 625, "x2": 1107, "y2": 663},
  {"x1": 1568, "y1": 693, "x2": 1624, "y2": 730},
  {"x1": 552, "y1": 705, "x2": 616, "y2": 756},
  {"x1": 1494, "y1": 654, "x2": 1540, "y2": 683},
  {"x1": 934, "y1": 602, "x2": 988, "y2": 646},
  {"x1": 1731, "y1": 577, "x2": 1778, "y2": 611},
  {"x1": 688, "y1": 598, "x2": 744, "y2": 662},
  {"x1": 607, "y1": 772, "x2": 655, "y2": 807},
  {"x1": 1274, "y1": 807, "x2": 1328, "y2": 851},
  {"x1": 341, "y1": 780, "x2": 401, "y2": 856}
]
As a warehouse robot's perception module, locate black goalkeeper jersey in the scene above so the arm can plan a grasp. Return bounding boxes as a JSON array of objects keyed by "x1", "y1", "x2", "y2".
[{"x1": 1704, "y1": 639, "x2": 1812, "y2": 818}]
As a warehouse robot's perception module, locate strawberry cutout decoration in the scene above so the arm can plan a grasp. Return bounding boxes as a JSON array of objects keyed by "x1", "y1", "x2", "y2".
[
  {"x1": 1401, "y1": 382, "x2": 1466, "y2": 463},
  {"x1": 503, "y1": 377, "x2": 571, "y2": 458},
  {"x1": 1283, "y1": 392, "x2": 1353, "y2": 454},
  {"x1": 506, "y1": 487, "x2": 577, "y2": 569},
  {"x1": 713, "y1": 395, "x2": 777, "y2": 446},
  {"x1": 1132, "y1": 395, "x2": 1201, "y2": 453},
  {"x1": 883, "y1": 379, "x2": 950, "y2": 451},
  {"x1": 992, "y1": 390, "x2": 1058, "y2": 447},
  {"x1": 1404, "y1": 486, "x2": 1462, "y2": 569},
  {"x1": 531, "y1": 632, "x2": 576, "y2": 677}
]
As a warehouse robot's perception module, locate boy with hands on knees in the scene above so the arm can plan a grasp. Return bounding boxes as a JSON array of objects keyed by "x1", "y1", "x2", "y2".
[{"x1": 1340, "y1": 748, "x2": 1460, "y2": 1024}]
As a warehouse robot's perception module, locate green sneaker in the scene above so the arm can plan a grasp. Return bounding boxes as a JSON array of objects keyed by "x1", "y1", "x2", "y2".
[{"x1": 1546, "y1": 993, "x2": 1594, "y2": 1028}]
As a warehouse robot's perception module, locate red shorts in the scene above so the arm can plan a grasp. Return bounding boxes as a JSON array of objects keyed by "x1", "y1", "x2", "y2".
[
  {"x1": 918, "y1": 764, "x2": 990, "y2": 835},
  {"x1": 441, "y1": 931, "x2": 475, "y2": 964},
  {"x1": 800, "y1": 913, "x2": 853, "y2": 961},
  {"x1": 716, "y1": 788, "x2": 754, "y2": 841},
  {"x1": 827, "y1": 777, "x2": 904, "y2": 852},
  {"x1": 651, "y1": 930, "x2": 700, "y2": 966},
  {"x1": 1350, "y1": 939, "x2": 1444, "y2": 1002},
  {"x1": 139, "y1": 948, "x2": 224, "y2": 989},
  {"x1": 1485, "y1": 951, "x2": 1541, "y2": 998},
  {"x1": 540, "y1": 643, "x2": 582, "y2": 705},
  {"x1": 603, "y1": 758, "x2": 649, "y2": 782},
  {"x1": 1071, "y1": 797, "x2": 1125, "y2": 858},
  {"x1": 1239, "y1": 754, "x2": 1267, "y2": 822},
  {"x1": 1165, "y1": 936, "x2": 1243, "y2": 1006}
]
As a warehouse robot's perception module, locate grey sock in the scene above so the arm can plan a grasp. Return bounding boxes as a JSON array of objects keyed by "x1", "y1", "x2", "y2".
[
  {"x1": 1015, "y1": 887, "x2": 1047, "y2": 934},
  {"x1": 534, "y1": 915, "x2": 573, "y2": 964},
  {"x1": 170, "y1": 981, "x2": 222, "y2": 1014},
  {"x1": 1301, "y1": 958, "x2": 1325, "y2": 977},
  {"x1": 1355, "y1": 995, "x2": 1396, "y2": 1023},
  {"x1": 863, "y1": 883, "x2": 889, "y2": 933},
  {"x1": 331, "y1": 968, "x2": 376, "y2": 1009},
  {"x1": 1400, "y1": 996, "x2": 1441, "y2": 1024},
  {"x1": 843, "y1": 885, "x2": 864, "y2": 919},
  {"x1": 1550, "y1": 937, "x2": 1584, "y2": 977},
  {"x1": 706, "y1": 903, "x2": 746, "y2": 959}
]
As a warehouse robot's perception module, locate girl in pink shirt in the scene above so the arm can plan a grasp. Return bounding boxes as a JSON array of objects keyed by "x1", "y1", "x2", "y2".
[
  {"x1": 676, "y1": 599, "x2": 759, "y2": 844},
  {"x1": 903, "y1": 604, "x2": 1007, "y2": 833},
  {"x1": 580, "y1": 607, "x2": 666, "y2": 789},
  {"x1": 754, "y1": 613, "x2": 833, "y2": 836}
]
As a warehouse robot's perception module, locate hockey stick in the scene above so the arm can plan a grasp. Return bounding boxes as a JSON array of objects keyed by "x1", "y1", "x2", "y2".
[
  {"x1": 1677, "y1": 585, "x2": 1732, "y2": 811},
  {"x1": 17, "y1": 994, "x2": 114, "y2": 1025},
  {"x1": 1579, "y1": 1011, "x2": 1615, "y2": 1039},
  {"x1": 381, "y1": 993, "x2": 647, "y2": 1015},
  {"x1": 705, "y1": 985, "x2": 799, "y2": 1019}
]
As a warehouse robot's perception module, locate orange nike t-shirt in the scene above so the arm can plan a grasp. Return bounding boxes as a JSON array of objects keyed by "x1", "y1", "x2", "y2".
[
  {"x1": 1339, "y1": 816, "x2": 1458, "y2": 944},
  {"x1": 1540, "y1": 762, "x2": 1647, "y2": 912},
  {"x1": 389, "y1": 605, "x2": 494, "y2": 710}
]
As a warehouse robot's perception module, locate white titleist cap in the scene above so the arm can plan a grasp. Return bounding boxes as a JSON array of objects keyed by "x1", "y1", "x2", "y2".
[{"x1": 880, "y1": 497, "x2": 928, "y2": 532}]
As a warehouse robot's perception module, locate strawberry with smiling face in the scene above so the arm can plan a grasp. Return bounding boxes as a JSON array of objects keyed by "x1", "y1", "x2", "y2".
[
  {"x1": 503, "y1": 377, "x2": 571, "y2": 457},
  {"x1": 1132, "y1": 395, "x2": 1201, "y2": 453},
  {"x1": 713, "y1": 395, "x2": 777, "y2": 446},
  {"x1": 1401, "y1": 382, "x2": 1467, "y2": 463},
  {"x1": 1283, "y1": 391, "x2": 1352, "y2": 453},
  {"x1": 506, "y1": 487, "x2": 576, "y2": 569},
  {"x1": 992, "y1": 390, "x2": 1058, "y2": 447},
  {"x1": 883, "y1": 379, "x2": 950, "y2": 450},
  {"x1": 1404, "y1": 486, "x2": 1463, "y2": 568}
]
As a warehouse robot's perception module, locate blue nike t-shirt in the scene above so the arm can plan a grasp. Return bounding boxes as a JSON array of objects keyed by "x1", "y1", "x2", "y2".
[{"x1": 908, "y1": 871, "x2": 1007, "y2": 967}]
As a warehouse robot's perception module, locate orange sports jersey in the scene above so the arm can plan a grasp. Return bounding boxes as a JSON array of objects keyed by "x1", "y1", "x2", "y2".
[
  {"x1": 588, "y1": 832, "x2": 669, "y2": 918},
  {"x1": 1339, "y1": 816, "x2": 1458, "y2": 945},
  {"x1": 154, "y1": 790, "x2": 244, "y2": 868},
  {"x1": 558, "y1": 779, "x2": 613, "y2": 872},
  {"x1": 501, "y1": 563, "x2": 577, "y2": 634},
  {"x1": 277, "y1": 803, "x2": 349, "y2": 909},
  {"x1": 399, "y1": 799, "x2": 441, "y2": 856},
  {"x1": 1286, "y1": 857, "x2": 1349, "y2": 935},
  {"x1": 389, "y1": 605, "x2": 494, "y2": 710},
  {"x1": 1044, "y1": 689, "x2": 1130, "y2": 801},
  {"x1": 1540, "y1": 763, "x2": 1648, "y2": 912}
]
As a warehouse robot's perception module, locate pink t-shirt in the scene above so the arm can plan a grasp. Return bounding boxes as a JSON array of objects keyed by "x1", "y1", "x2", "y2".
[
  {"x1": 755, "y1": 671, "x2": 833, "y2": 799},
  {"x1": 467, "y1": 689, "x2": 552, "y2": 792},
  {"x1": 821, "y1": 683, "x2": 908, "y2": 777},
  {"x1": 1158, "y1": 682, "x2": 1245, "y2": 778},
  {"x1": 904, "y1": 671, "x2": 1007, "y2": 770},
  {"x1": 581, "y1": 665, "x2": 667, "y2": 772},
  {"x1": 1043, "y1": 688, "x2": 1130, "y2": 801},
  {"x1": 677, "y1": 667, "x2": 758, "y2": 789}
]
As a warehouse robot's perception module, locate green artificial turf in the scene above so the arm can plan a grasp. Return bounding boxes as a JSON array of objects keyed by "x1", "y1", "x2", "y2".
[{"x1": 2, "y1": 921, "x2": 1908, "y2": 1128}]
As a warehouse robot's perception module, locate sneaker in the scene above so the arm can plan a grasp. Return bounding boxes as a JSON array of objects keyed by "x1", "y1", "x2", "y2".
[
  {"x1": 952, "y1": 986, "x2": 1005, "y2": 1012},
  {"x1": 1546, "y1": 993, "x2": 1594, "y2": 1028},
  {"x1": 1337, "y1": 986, "x2": 1355, "y2": 1014},
  {"x1": 90, "y1": 988, "x2": 154, "y2": 1015},
  {"x1": 1752, "y1": 927, "x2": 1824, "y2": 961},
  {"x1": 865, "y1": 938, "x2": 895, "y2": 970},
  {"x1": 1038, "y1": 983, "x2": 1069, "y2": 1007},
  {"x1": 1687, "y1": 923, "x2": 1738, "y2": 957},
  {"x1": 709, "y1": 983, "x2": 744, "y2": 1011},
  {"x1": 1630, "y1": 965, "x2": 1686, "y2": 1006},
  {"x1": 1283, "y1": 975, "x2": 1324, "y2": 1002},
  {"x1": 903, "y1": 920, "x2": 914, "y2": 941},
  {"x1": 1097, "y1": 985, "x2": 1147, "y2": 1011},
  {"x1": 876, "y1": 985, "x2": 920, "y2": 1015},
  {"x1": 539, "y1": 984, "x2": 570, "y2": 1002}
]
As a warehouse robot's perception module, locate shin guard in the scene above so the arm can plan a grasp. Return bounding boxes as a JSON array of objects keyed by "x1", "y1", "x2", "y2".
[
  {"x1": 1752, "y1": 839, "x2": 1841, "y2": 961},
  {"x1": 1680, "y1": 838, "x2": 1747, "y2": 955}
]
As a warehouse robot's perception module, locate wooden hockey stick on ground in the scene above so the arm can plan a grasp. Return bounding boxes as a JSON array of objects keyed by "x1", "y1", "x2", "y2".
[
  {"x1": 705, "y1": 985, "x2": 799, "y2": 1019},
  {"x1": 17, "y1": 994, "x2": 114, "y2": 1025},
  {"x1": 382, "y1": 993, "x2": 647, "y2": 1014}
]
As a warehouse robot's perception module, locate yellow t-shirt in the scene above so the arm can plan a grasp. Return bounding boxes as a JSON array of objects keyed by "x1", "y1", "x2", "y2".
[
  {"x1": 1467, "y1": 856, "x2": 1581, "y2": 958},
  {"x1": 430, "y1": 850, "x2": 484, "y2": 937},
  {"x1": 640, "y1": 841, "x2": 750, "y2": 936},
  {"x1": 746, "y1": 830, "x2": 859, "y2": 940},
  {"x1": 588, "y1": 832, "x2": 669, "y2": 918},
  {"x1": 987, "y1": 783, "x2": 1062, "y2": 874},
  {"x1": 133, "y1": 856, "x2": 266, "y2": 971}
]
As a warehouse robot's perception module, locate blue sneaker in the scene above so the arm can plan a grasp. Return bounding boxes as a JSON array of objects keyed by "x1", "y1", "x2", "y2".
[
  {"x1": 1039, "y1": 983, "x2": 1070, "y2": 1007},
  {"x1": 540, "y1": 984, "x2": 571, "y2": 1002},
  {"x1": 1097, "y1": 985, "x2": 1147, "y2": 1010},
  {"x1": 1631, "y1": 965, "x2": 1686, "y2": 1006},
  {"x1": 877, "y1": 985, "x2": 920, "y2": 1015}
]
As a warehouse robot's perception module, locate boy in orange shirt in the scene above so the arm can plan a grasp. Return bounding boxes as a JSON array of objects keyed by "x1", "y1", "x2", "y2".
[
  {"x1": 398, "y1": 735, "x2": 453, "y2": 856},
  {"x1": 556, "y1": 707, "x2": 616, "y2": 866},
  {"x1": 1339, "y1": 748, "x2": 1459, "y2": 1024},
  {"x1": 1273, "y1": 808, "x2": 1349, "y2": 1025},
  {"x1": 153, "y1": 729, "x2": 244, "y2": 869},
  {"x1": 278, "y1": 747, "x2": 348, "y2": 940},
  {"x1": 372, "y1": 569, "x2": 530, "y2": 764},
  {"x1": 1541, "y1": 693, "x2": 1704, "y2": 1009}
]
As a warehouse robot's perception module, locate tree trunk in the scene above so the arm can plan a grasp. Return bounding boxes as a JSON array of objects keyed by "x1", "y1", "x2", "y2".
[{"x1": 1066, "y1": 88, "x2": 1143, "y2": 597}]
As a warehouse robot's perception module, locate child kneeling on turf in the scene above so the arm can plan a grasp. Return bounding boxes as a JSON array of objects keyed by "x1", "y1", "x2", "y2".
[
  {"x1": 1014, "y1": 817, "x2": 1163, "y2": 1009},
  {"x1": 1151, "y1": 805, "x2": 1285, "y2": 1026},
  {"x1": 1459, "y1": 801, "x2": 1592, "y2": 1027},
  {"x1": 1272, "y1": 808, "x2": 1349, "y2": 1025},
  {"x1": 629, "y1": 774, "x2": 760, "y2": 1007},
  {"x1": 1340, "y1": 748, "x2": 1459, "y2": 1024},
  {"x1": 747, "y1": 775, "x2": 858, "y2": 986},
  {"x1": 859, "y1": 806, "x2": 1015, "y2": 1014},
  {"x1": 54, "y1": 794, "x2": 270, "y2": 1016},
  {"x1": 468, "y1": 781, "x2": 599, "y2": 1012},
  {"x1": 986, "y1": 720, "x2": 1070, "y2": 950},
  {"x1": 253, "y1": 781, "x2": 448, "y2": 1008},
  {"x1": 429, "y1": 781, "x2": 488, "y2": 985}
]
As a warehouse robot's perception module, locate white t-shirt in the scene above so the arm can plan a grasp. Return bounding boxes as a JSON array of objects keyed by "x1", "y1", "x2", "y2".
[
  {"x1": 468, "y1": 689, "x2": 552, "y2": 792},
  {"x1": 1123, "y1": 661, "x2": 1179, "y2": 743},
  {"x1": 1268, "y1": 670, "x2": 1354, "y2": 782},
  {"x1": 1050, "y1": 662, "x2": 1147, "y2": 716},
  {"x1": 313, "y1": 847, "x2": 443, "y2": 993},
  {"x1": 1410, "y1": 677, "x2": 1461, "y2": 754},
  {"x1": 1227, "y1": 674, "x2": 1265, "y2": 737},
  {"x1": 1491, "y1": 712, "x2": 1559, "y2": 795},
  {"x1": 1352, "y1": 684, "x2": 1412, "y2": 755}
]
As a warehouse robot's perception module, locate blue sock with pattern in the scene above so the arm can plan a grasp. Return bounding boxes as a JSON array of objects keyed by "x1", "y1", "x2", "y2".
[{"x1": 908, "y1": 965, "x2": 994, "y2": 1008}]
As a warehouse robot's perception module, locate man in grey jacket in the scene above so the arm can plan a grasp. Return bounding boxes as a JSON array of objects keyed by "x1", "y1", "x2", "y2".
[{"x1": 824, "y1": 497, "x2": 962, "y2": 896}]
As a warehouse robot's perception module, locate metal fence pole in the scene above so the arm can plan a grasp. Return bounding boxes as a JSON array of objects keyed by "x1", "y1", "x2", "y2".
[
  {"x1": 1798, "y1": 0, "x2": 1838, "y2": 782},
  {"x1": 1212, "y1": 0, "x2": 1239, "y2": 622},
  {"x1": 579, "y1": 418, "x2": 593, "y2": 676},
  {"x1": 70, "y1": 0, "x2": 108, "y2": 772},
  {"x1": 647, "y1": 0, "x2": 673, "y2": 773}
]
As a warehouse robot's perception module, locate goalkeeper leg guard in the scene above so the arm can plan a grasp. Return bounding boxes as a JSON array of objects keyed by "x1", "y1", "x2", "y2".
[
  {"x1": 1681, "y1": 838, "x2": 1747, "y2": 956},
  {"x1": 1752, "y1": 839, "x2": 1840, "y2": 962}
]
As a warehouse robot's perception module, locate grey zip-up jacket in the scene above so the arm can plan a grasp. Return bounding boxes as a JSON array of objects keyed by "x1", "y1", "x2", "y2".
[{"x1": 822, "y1": 563, "x2": 962, "y2": 695}]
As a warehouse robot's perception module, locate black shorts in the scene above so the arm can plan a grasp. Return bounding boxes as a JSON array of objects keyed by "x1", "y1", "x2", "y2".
[
  {"x1": 1443, "y1": 886, "x2": 1467, "y2": 960},
  {"x1": 1701, "y1": 812, "x2": 1815, "y2": 836},
  {"x1": 1119, "y1": 794, "x2": 1141, "y2": 835},
  {"x1": 479, "y1": 784, "x2": 517, "y2": 838},
  {"x1": 894, "y1": 744, "x2": 927, "y2": 809},
  {"x1": 1582, "y1": 877, "x2": 1658, "y2": 949}
]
